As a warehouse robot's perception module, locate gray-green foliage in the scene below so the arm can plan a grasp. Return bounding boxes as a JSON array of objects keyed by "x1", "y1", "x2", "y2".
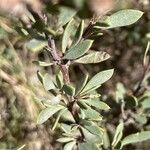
[
  {"x1": 95, "y1": 9, "x2": 143, "y2": 29},
  {"x1": 64, "y1": 40, "x2": 93, "y2": 59},
  {"x1": 106, "y1": 9, "x2": 144, "y2": 28},
  {"x1": 121, "y1": 131, "x2": 150, "y2": 148},
  {"x1": 112, "y1": 121, "x2": 124, "y2": 148},
  {"x1": 58, "y1": 6, "x2": 77, "y2": 26},
  {"x1": 74, "y1": 51, "x2": 110, "y2": 64},
  {"x1": 22, "y1": 4, "x2": 145, "y2": 150},
  {"x1": 26, "y1": 39, "x2": 47, "y2": 52}
]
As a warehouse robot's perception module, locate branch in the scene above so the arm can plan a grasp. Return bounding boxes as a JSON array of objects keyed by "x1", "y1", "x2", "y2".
[
  {"x1": 47, "y1": 36, "x2": 84, "y2": 141},
  {"x1": 47, "y1": 36, "x2": 70, "y2": 83}
]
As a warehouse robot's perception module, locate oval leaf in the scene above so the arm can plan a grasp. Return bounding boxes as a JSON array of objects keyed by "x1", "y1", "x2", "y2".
[
  {"x1": 106, "y1": 9, "x2": 143, "y2": 28},
  {"x1": 75, "y1": 51, "x2": 110, "y2": 64},
  {"x1": 37, "y1": 71, "x2": 44, "y2": 84},
  {"x1": 85, "y1": 125, "x2": 103, "y2": 137},
  {"x1": 26, "y1": 39, "x2": 47, "y2": 52},
  {"x1": 79, "y1": 142, "x2": 99, "y2": 150},
  {"x1": 73, "y1": 20, "x2": 84, "y2": 45},
  {"x1": 81, "y1": 127, "x2": 101, "y2": 143},
  {"x1": 64, "y1": 40, "x2": 93, "y2": 60},
  {"x1": 75, "y1": 74, "x2": 89, "y2": 95},
  {"x1": 37, "y1": 105, "x2": 64, "y2": 124},
  {"x1": 52, "y1": 108, "x2": 67, "y2": 131},
  {"x1": 63, "y1": 141, "x2": 76, "y2": 150},
  {"x1": 83, "y1": 99, "x2": 110, "y2": 110},
  {"x1": 112, "y1": 121, "x2": 124, "y2": 147},
  {"x1": 81, "y1": 69, "x2": 114, "y2": 94},
  {"x1": 81, "y1": 107, "x2": 102, "y2": 121},
  {"x1": 56, "y1": 72, "x2": 64, "y2": 89},
  {"x1": 62, "y1": 19, "x2": 75, "y2": 53},
  {"x1": 43, "y1": 74, "x2": 55, "y2": 91},
  {"x1": 58, "y1": 6, "x2": 77, "y2": 26},
  {"x1": 33, "y1": 60, "x2": 53, "y2": 67},
  {"x1": 121, "y1": 131, "x2": 150, "y2": 148},
  {"x1": 57, "y1": 137, "x2": 75, "y2": 143},
  {"x1": 62, "y1": 84, "x2": 75, "y2": 96},
  {"x1": 61, "y1": 110, "x2": 76, "y2": 123}
]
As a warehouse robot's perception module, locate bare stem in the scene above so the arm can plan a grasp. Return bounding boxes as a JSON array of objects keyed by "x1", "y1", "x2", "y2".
[{"x1": 47, "y1": 36, "x2": 70, "y2": 83}]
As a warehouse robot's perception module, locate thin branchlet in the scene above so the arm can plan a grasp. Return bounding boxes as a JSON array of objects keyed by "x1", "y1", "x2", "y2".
[{"x1": 46, "y1": 32, "x2": 87, "y2": 141}]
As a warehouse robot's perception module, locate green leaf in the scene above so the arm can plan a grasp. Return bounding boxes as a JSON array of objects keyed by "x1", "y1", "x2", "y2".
[
  {"x1": 81, "y1": 69, "x2": 114, "y2": 94},
  {"x1": 85, "y1": 125, "x2": 103, "y2": 137},
  {"x1": 62, "y1": 84, "x2": 75, "y2": 96},
  {"x1": 75, "y1": 74, "x2": 89, "y2": 95},
  {"x1": 16, "y1": 145, "x2": 26, "y2": 150},
  {"x1": 81, "y1": 127, "x2": 102, "y2": 143},
  {"x1": 58, "y1": 6, "x2": 77, "y2": 26},
  {"x1": 26, "y1": 39, "x2": 47, "y2": 52},
  {"x1": 74, "y1": 51, "x2": 110, "y2": 64},
  {"x1": 106, "y1": 9, "x2": 143, "y2": 28},
  {"x1": 81, "y1": 86, "x2": 100, "y2": 96},
  {"x1": 57, "y1": 137, "x2": 75, "y2": 143},
  {"x1": 89, "y1": 32, "x2": 103, "y2": 38},
  {"x1": 56, "y1": 72, "x2": 64, "y2": 89},
  {"x1": 52, "y1": 108, "x2": 67, "y2": 131},
  {"x1": 60, "y1": 110, "x2": 76, "y2": 123},
  {"x1": 73, "y1": 20, "x2": 84, "y2": 45},
  {"x1": 63, "y1": 126, "x2": 80, "y2": 138},
  {"x1": 112, "y1": 121, "x2": 124, "y2": 147},
  {"x1": 79, "y1": 142, "x2": 99, "y2": 150},
  {"x1": 43, "y1": 74, "x2": 55, "y2": 91},
  {"x1": 141, "y1": 97, "x2": 150, "y2": 109},
  {"x1": 37, "y1": 105, "x2": 64, "y2": 124},
  {"x1": 62, "y1": 19, "x2": 75, "y2": 53},
  {"x1": 33, "y1": 60, "x2": 53, "y2": 67},
  {"x1": 35, "y1": 95, "x2": 61, "y2": 106},
  {"x1": 64, "y1": 40, "x2": 93, "y2": 60},
  {"x1": 116, "y1": 82, "x2": 126, "y2": 103},
  {"x1": 79, "y1": 120, "x2": 93, "y2": 127},
  {"x1": 37, "y1": 71, "x2": 44, "y2": 84},
  {"x1": 63, "y1": 141, "x2": 76, "y2": 150},
  {"x1": 121, "y1": 131, "x2": 150, "y2": 148},
  {"x1": 16, "y1": 26, "x2": 29, "y2": 37},
  {"x1": 50, "y1": 95, "x2": 62, "y2": 105},
  {"x1": 84, "y1": 92, "x2": 101, "y2": 99},
  {"x1": 77, "y1": 100, "x2": 89, "y2": 109},
  {"x1": 83, "y1": 99, "x2": 110, "y2": 110},
  {"x1": 81, "y1": 107, "x2": 102, "y2": 121},
  {"x1": 143, "y1": 42, "x2": 150, "y2": 66},
  {"x1": 103, "y1": 129, "x2": 110, "y2": 149},
  {"x1": 61, "y1": 123, "x2": 72, "y2": 133}
]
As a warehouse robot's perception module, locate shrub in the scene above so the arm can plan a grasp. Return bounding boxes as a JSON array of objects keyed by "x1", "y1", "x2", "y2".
[{"x1": 16, "y1": 2, "x2": 150, "y2": 150}]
